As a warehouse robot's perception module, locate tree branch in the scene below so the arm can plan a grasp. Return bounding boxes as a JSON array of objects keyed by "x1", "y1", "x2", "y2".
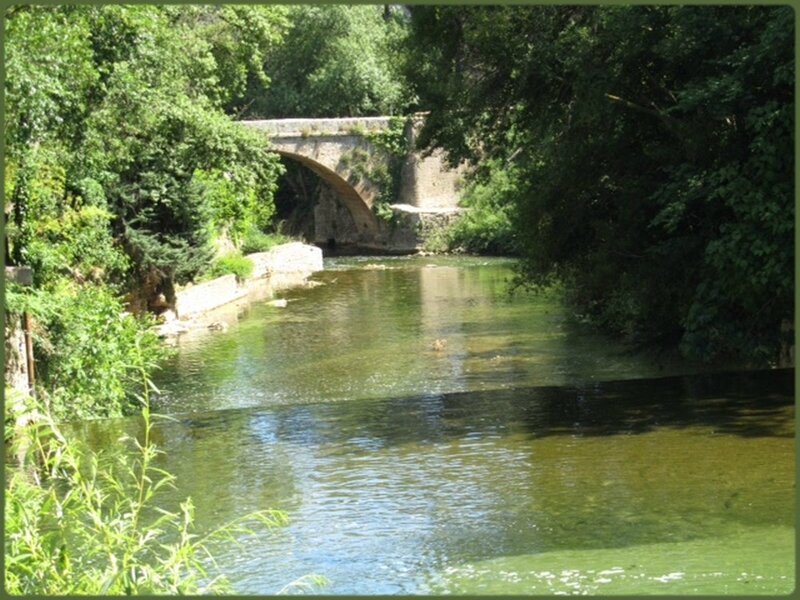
[{"x1": 605, "y1": 92, "x2": 682, "y2": 133}]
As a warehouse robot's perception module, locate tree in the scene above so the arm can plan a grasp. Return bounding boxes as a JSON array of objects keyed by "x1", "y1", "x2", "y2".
[
  {"x1": 244, "y1": 5, "x2": 410, "y2": 118},
  {"x1": 163, "y1": 5, "x2": 290, "y2": 115},
  {"x1": 3, "y1": 5, "x2": 287, "y2": 417},
  {"x1": 407, "y1": 5, "x2": 794, "y2": 364},
  {"x1": 4, "y1": 5, "x2": 97, "y2": 265}
]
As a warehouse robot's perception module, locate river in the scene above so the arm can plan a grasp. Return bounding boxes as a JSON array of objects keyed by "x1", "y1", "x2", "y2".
[{"x1": 77, "y1": 256, "x2": 794, "y2": 594}]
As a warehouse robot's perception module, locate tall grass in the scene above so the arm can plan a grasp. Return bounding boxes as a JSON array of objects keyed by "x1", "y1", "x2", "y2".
[
  {"x1": 207, "y1": 252, "x2": 255, "y2": 282},
  {"x1": 4, "y1": 338, "x2": 323, "y2": 594},
  {"x1": 239, "y1": 228, "x2": 294, "y2": 255}
]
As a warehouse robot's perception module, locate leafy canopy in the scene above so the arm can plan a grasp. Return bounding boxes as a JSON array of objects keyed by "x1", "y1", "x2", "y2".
[{"x1": 407, "y1": 5, "x2": 794, "y2": 364}]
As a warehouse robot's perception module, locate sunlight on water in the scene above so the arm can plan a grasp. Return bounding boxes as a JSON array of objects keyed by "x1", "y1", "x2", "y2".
[
  {"x1": 424, "y1": 526, "x2": 795, "y2": 595},
  {"x1": 74, "y1": 256, "x2": 794, "y2": 595},
  {"x1": 154, "y1": 256, "x2": 713, "y2": 414}
]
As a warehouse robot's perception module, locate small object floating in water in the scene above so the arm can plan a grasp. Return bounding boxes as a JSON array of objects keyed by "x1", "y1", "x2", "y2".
[
  {"x1": 207, "y1": 321, "x2": 228, "y2": 331},
  {"x1": 432, "y1": 339, "x2": 447, "y2": 351},
  {"x1": 268, "y1": 298, "x2": 288, "y2": 308}
]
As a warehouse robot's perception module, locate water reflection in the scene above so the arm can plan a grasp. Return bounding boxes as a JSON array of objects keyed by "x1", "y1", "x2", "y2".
[
  {"x1": 77, "y1": 257, "x2": 794, "y2": 594},
  {"x1": 75, "y1": 368, "x2": 795, "y2": 594},
  {"x1": 154, "y1": 257, "x2": 720, "y2": 416}
]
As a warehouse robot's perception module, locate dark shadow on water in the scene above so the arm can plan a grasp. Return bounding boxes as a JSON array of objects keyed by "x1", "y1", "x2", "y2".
[
  {"x1": 68, "y1": 368, "x2": 794, "y2": 581},
  {"x1": 147, "y1": 368, "x2": 794, "y2": 450},
  {"x1": 506, "y1": 367, "x2": 795, "y2": 439}
]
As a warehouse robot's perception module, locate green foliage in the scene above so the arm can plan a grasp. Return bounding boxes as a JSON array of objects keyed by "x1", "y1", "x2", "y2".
[
  {"x1": 240, "y1": 228, "x2": 293, "y2": 254},
  {"x1": 165, "y1": 5, "x2": 291, "y2": 113},
  {"x1": 4, "y1": 5, "x2": 98, "y2": 152},
  {"x1": 408, "y1": 5, "x2": 794, "y2": 364},
  {"x1": 10, "y1": 282, "x2": 167, "y2": 420},
  {"x1": 5, "y1": 5, "x2": 285, "y2": 289},
  {"x1": 369, "y1": 116, "x2": 412, "y2": 221},
  {"x1": 80, "y1": 67, "x2": 282, "y2": 286},
  {"x1": 438, "y1": 162, "x2": 519, "y2": 255},
  {"x1": 339, "y1": 118, "x2": 411, "y2": 221},
  {"x1": 445, "y1": 206, "x2": 516, "y2": 256},
  {"x1": 207, "y1": 253, "x2": 255, "y2": 282},
  {"x1": 29, "y1": 204, "x2": 130, "y2": 288},
  {"x1": 245, "y1": 5, "x2": 411, "y2": 118},
  {"x1": 4, "y1": 5, "x2": 289, "y2": 419},
  {"x1": 366, "y1": 116, "x2": 410, "y2": 158},
  {"x1": 4, "y1": 357, "x2": 290, "y2": 595},
  {"x1": 373, "y1": 201, "x2": 397, "y2": 223},
  {"x1": 192, "y1": 168, "x2": 277, "y2": 244},
  {"x1": 340, "y1": 146, "x2": 395, "y2": 222}
]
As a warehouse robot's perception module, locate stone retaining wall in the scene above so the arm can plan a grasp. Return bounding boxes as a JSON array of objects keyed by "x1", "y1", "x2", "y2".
[
  {"x1": 248, "y1": 242, "x2": 324, "y2": 278},
  {"x1": 166, "y1": 243, "x2": 323, "y2": 333},
  {"x1": 378, "y1": 205, "x2": 464, "y2": 253},
  {"x1": 174, "y1": 274, "x2": 243, "y2": 319},
  {"x1": 245, "y1": 116, "x2": 391, "y2": 138},
  {"x1": 4, "y1": 313, "x2": 29, "y2": 394},
  {"x1": 4, "y1": 267, "x2": 34, "y2": 396}
]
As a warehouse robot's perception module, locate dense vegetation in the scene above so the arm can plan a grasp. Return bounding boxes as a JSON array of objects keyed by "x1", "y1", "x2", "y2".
[
  {"x1": 3, "y1": 6, "x2": 295, "y2": 592},
  {"x1": 241, "y1": 4, "x2": 409, "y2": 119},
  {"x1": 3, "y1": 4, "x2": 794, "y2": 594},
  {"x1": 4, "y1": 5, "x2": 291, "y2": 418},
  {"x1": 405, "y1": 5, "x2": 793, "y2": 365}
]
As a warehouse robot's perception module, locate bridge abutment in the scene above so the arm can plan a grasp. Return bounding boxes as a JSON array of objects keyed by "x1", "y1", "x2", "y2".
[{"x1": 398, "y1": 116, "x2": 466, "y2": 210}]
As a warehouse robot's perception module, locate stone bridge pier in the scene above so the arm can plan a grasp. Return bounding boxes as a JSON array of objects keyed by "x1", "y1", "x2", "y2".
[{"x1": 240, "y1": 116, "x2": 465, "y2": 253}]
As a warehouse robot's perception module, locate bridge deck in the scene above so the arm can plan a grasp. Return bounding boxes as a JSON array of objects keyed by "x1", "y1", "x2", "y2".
[{"x1": 241, "y1": 117, "x2": 394, "y2": 138}]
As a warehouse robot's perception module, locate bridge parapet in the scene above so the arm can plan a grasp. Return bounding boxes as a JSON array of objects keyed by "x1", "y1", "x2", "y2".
[{"x1": 244, "y1": 117, "x2": 393, "y2": 138}]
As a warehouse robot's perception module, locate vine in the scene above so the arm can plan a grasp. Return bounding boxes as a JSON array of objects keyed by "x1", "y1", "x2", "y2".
[
  {"x1": 340, "y1": 116, "x2": 411, "y2": 222},
  {"x1": 364, "y1": 116, "x2": 409, "y2": 159}
]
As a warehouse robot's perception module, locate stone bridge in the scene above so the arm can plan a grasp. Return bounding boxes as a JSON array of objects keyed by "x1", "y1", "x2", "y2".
[{"x1": 240, "y1": 116, "x2": 464, "y2": 253}]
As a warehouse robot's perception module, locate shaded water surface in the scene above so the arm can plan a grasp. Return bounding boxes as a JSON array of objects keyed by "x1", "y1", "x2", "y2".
[{"x1": 80, "y1": 257, "x2": 794, "y2": 594}]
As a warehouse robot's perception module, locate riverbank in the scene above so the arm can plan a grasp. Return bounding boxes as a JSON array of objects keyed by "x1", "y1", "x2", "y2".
[{"x1": 156, "y1": 242, "x2": 323, "y2": 340}]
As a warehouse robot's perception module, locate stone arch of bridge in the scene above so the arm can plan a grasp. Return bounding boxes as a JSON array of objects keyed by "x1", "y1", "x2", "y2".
[{"x1": 272, "y1": 149, "x2": 381, "y2": 238}]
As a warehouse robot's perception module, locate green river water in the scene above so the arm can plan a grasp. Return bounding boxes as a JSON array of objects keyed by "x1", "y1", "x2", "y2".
[{"x1": 77, "y1": 256, "x2": 794, "y2": 594}]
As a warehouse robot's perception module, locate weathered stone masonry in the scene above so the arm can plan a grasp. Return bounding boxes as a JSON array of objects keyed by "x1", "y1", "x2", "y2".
[{"x1": 241, "y1": 116, "x2": 466, "y2": 253}]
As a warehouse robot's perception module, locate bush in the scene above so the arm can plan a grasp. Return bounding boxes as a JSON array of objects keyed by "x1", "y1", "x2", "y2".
[
  {"x1": 447, "y1": 203, "x2": 516, "y2": 255},
  {"x1": 208, "y1": 253, "x2": 254, "y2": 281},
  {"x1": 29, "y1": 204, "x2": 131, "y2": 288},
  {"x1": 240, "y1": 227, "x2": 293, "y2": 254},
  {"x1": 425, "y1": 162, "x2": 518, "y2": 255},
  {"x1": 192, "y1": 168, "x2": 278, "y2": 245},
  {"x1": 7, "y1": 281, "x2": 167, "y2": 421}
]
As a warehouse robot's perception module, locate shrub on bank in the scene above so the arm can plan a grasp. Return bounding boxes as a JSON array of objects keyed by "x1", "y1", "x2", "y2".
[
  {"x1": 240, "y1": 227, "x2": 294, "y2": 254},
  {"x1": 447, "y1": 203, "x2": 516, "y2": 255},
  {"x1": 5, "y1": 281, "x2": 167, "y2": 421},
  {"x1": 208, "y1": 253, "x2": 255, "y2": 281},
  {"x1": 425, "y1": 161, "x2": 518, "y2": 255},
  {"x1": 4, "y1": 348, "x2": 291, "y2": 595}
]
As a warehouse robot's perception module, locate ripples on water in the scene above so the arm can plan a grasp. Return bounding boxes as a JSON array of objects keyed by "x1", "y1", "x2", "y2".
[{"x1": 78, "y1": 257, "x2": 794, "y2": 594}]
